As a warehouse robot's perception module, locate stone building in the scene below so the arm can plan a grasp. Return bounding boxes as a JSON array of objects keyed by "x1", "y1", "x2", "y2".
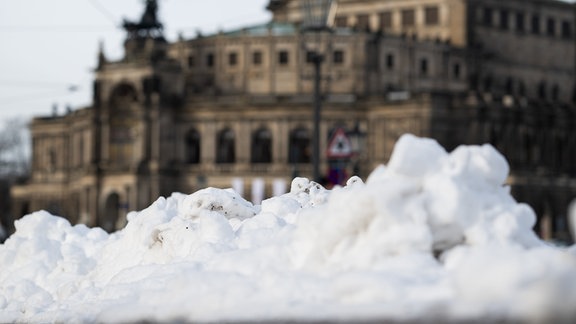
[{"x1": 11, "y1": 0, "x2": 576, "y2": 241}]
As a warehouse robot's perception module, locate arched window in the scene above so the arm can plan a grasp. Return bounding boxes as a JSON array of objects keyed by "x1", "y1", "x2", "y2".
[
  {"x1": 518, "y1": 81, "x2": 526, "y2": 97},
  {"x1": 483, "y1": 75, "x2": 493, "y2": 92},
  {"x1": 216, "y1": 128, "x2": 235, "y2": 164},
  {"x1": 251, "y1": 128, "x2": 272, "y2": 163},
  {"x1": 101, "y1": 192, "x2": 120, "y2": 233},
  {"x1": 504, "y1": 77, "x2": 513, "y2": 94},
  {"x1": 185, "y1": 129, "x2": 201, "y2": 164},
  {"x1": 551, "y1": 84, "x2": 560, "y2": 101},
  {"x1": 109, "y1": 83, "x2": 138, "y2": 165},
  {"x1": 289, "y1": 127, "x2": 311, "y2": 163},
  {"x1": 538, "y1": 81, "x2": 547, "y2": 100}
]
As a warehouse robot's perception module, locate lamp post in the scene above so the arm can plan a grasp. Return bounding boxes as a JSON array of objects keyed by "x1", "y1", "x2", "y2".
[
  {"x1": 348, "y1": 122, "x2": 366, "y2": 177},
  {"x1": 301, "y1": 0, "x2": 337, "y2": 183}
]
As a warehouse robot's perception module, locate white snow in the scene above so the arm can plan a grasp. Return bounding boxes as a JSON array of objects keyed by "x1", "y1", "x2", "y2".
[{"x1": 1, "y1": 134, "x2": 575, "y2": 323}]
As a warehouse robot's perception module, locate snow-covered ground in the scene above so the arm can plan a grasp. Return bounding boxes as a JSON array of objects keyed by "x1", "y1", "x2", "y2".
[{"x1": 1, "y1": 134, "x2": 575, "y2": 323}]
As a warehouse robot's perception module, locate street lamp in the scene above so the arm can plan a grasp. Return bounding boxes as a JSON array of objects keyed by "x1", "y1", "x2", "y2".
[
  {"x1": 301, "y1": 0, "x2": 337, "y2": 183},
  {"x1": 347, "y1": 123, "x2": 366, "y2": 176}
]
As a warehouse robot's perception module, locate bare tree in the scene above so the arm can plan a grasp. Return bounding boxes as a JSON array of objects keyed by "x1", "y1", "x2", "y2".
[
  {"x1": 0, "y1": 117, "x2": 31, "y2": 242},
  {"x1": 0, "y1": 117, "x2": 30, "y2": 179}
]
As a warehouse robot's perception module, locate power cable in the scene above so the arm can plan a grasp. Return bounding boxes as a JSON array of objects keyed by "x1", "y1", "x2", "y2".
[
  {"x1": 0, "y1": 25, "x2": 117, "y2": 33},
  {"x1": 0, "y1": 89, "x2": 82, "y2": 105},
  {"x1": 0, "y1": 80, "x2": 78, "y2": 89},
  {"x1": 86, "y1": 0, "x2": 120, "y2": 27}
]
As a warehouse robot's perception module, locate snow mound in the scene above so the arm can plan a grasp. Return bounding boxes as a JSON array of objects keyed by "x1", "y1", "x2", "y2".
[{"x1": 1, "y1": 134, "x2": 575, "y2": 323}]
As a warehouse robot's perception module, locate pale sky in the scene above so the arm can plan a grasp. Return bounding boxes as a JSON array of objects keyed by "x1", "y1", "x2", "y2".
[{"x1": 0, "y1": 0, "x2": 271, "y2": 122}]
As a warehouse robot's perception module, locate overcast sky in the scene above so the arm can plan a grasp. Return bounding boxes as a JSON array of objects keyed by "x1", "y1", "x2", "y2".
[
  {"x1": 0, "y1": 0, "x2": 270, "y2": 122},
  {"x1": 2, "y1": 0, "x2": 576, "y2": 123}
]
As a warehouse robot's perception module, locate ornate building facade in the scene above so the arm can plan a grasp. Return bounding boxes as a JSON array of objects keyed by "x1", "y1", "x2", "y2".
[{"x1": 10, "y1": 0, "x2": 576, "y2": 241}]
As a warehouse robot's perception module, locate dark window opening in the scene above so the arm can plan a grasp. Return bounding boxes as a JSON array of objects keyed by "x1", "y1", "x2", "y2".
[
  {"x1": 552, "y1": 85, "x2": 560, "y2": 101},
  {"x1": 228, "y1": 52, "x2": 238, "y2": 66},
  {"x1": 482, "y1": 7, "x2": 493, "y2": 26},
  {"x1": 306, "y1": 51, "x2": 315, "y2": 64},
  {"x1": 516, "y1": 12, "x2": 525, "y2": 32},
  {"x1": 531, "y1": 15, "x2": 540, "y2": 34},
  {"x1": 538, "y1": 81, "x2": 547, "y2": 100},
  {"x1": 547, "y1": 18, "x2": 556, "y2": 37},
  {"x1": 420, "y1": 58, "x2": 429, "y2": 76},
  {"x1": 386, "y1": 54, "x2": 395, "y2": 69},
  {"x1": 453, "y1": 63, "x2": 461, "y2": 79},
  {"x1": 185, "y1": 129, "x2": 201, "y2": 164},
  {"x1": 380, "y1": 11, "x2": 392, "y2": 30},
  {"x1": 333, "y1": 50, "x2": 344, "y2": 64},
  {"x1": 483, "y1": 75, "x2": 493, "y2": 92},
  {"x1": 278, "y1": 50, "x2": 289, "y2": 65},
  {"x1": 561, "y1": 21, "x2": 572, "y2": 39},
  {"x1": 518, "y1": 81, "x2": 526, "y2": 97},
  {"x1": 505, "y1": 77, "x2": 513, "y2": 94},
  {"x1": 102, "y1": 193, "x2": 120, "y2": 233},
  {"x1": 216, "y1": 128, "x2": 235, "y2": 164},
  {"x1": 188, "y1": 55, "x2": 195, "y2": 68},
  {"x1": 500, "y1": 10, "x2": 509, "y2": 30},
  {"x1": 402, "y1": 9, "x2": 415, "y2": 27},
  {"x1": 206, "y1": 53, "x2": 214, "y2": 67},
  {"x1": 335, "y1": 16, "x2": 348, "y2": 28},
  {"x1": 289, "y1": 128, "x2": 311, "y2": 163},
  {"x1": 425, "y1": 6, "x2": 439, "y2": 26},
  {"x1": 251, "y1": 128, "x2": 272, "y2": 164},
  {"x1": 253, "y1": 51, "x2": 263, "y2": 65},
  {"x1": 357, "y1": 14, "x2": 370, "y2": 31}
]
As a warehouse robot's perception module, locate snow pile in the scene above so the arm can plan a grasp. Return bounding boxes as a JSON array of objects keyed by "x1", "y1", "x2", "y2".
[{"x1": 1, "y1": 134, "x2": 576, "y2": 323}]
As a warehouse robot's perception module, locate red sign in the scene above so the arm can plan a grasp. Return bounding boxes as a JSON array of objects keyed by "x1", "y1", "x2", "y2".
[{"x1": 326, "y1": 128, "x2": 352, "y2": 159}]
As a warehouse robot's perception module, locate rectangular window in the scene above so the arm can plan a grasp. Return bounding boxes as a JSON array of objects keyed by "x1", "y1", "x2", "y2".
[
  {"x1": 357, "y1": 14, "x2": 370, "y2": 31},
  {"x1": 306, "y1": 51, "x2": 315, "y2": 64},
  {"x1": 482, "y1": 7, "x2": 493, "y2": 26},
  {"x1": 531, "y1": 15, "x2": 540, "y2": 34},
  {"x1": 500, "y1": 10, "x2": 509, "y2": 30},
  {"x1": 278, "y1": 50, "x2": 289, "y2": 65},
  {"x1": 187, "y1": 55, "x2": 195, "y2": 68},
  {"x1": 252, "y1": 51, "x2": 262, "y2": 65},
  {"x1": 425, "y1": 6, "x2": 439, "y2": 26},
  {"x1": 386, "y1": 54, "x2": 395, "y2": 70},
  {"x1": 402, "y1": 9, "x2": 415, "y2": 27},
  {"x1": 516, "y1": 12, "x2": 525, "y2": 32},
  {"x1": 335, "y1": 16, "x2": 348, "y2": 28},
  {"x1": 547, "y1": 18, "x2": 556, "y2": 37},
  {"x1": 228, "y1": 52, "x2": 238, "y2": 66},
  {"x1": 380, "y1": 11, "x2": 392, "y2": 30},
  {"x1": 562, "y1": 20, "x2": 573, "y2": 39},
  {"x1": 333, "y1": 50, "x2": 344, "y2": 64},
  {"x1": 206, "y1": 53, "x2": 214, "y2": 67},
  {"x1": 420, "y1": 58, "x2": 428, "y2": 76},
  {"x1": 453, "y1": 63, "x2": 461, "y2": 79}
]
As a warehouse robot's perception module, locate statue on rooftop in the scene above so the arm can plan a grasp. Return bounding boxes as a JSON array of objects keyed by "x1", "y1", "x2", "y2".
[{"x1": 122, "y1": 0, "x2": 163, "y2": 39}]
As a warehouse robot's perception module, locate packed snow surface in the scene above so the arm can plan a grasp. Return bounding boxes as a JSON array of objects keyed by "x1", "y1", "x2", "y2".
[{"x1": 1, "y1": 134, "x2": 576, "y2": 323}]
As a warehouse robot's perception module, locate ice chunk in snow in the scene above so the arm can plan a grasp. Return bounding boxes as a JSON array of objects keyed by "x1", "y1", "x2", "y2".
[{"x1": 180, "y1": 187, "x2": 257, "y2": 220}]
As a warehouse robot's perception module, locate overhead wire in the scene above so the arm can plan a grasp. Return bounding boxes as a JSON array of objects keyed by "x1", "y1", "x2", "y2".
[
  {"x1": 86, "y1": 0, "x2": 121, "y2": 27},
  {"x1": 0, "y1": 90, "x2": 83, "y2": 105},
  {"x1": 0, "y1": 80, "x2": 79, "y2": 89}
]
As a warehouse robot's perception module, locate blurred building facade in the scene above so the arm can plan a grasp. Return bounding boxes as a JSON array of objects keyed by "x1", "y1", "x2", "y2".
[{"x1": 11, "y1": 0, "x2": 576, "y2": 241}]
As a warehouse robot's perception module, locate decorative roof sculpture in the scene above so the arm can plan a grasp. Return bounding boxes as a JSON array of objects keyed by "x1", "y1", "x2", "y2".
[{"x1": 122, "y1": 0, "x2": 163, "y2": 39}]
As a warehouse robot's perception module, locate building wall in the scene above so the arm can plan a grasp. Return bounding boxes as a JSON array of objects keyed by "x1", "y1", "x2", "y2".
[
  {"x1": 469, "y1": 0, "x2": 576, "y2": 102},
  {"x1": 9, "y1": 0, "x2": 576, "y2": 242},
  {"x1": 271, "y1": 0, "x2": 468, "y2": 46}
]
